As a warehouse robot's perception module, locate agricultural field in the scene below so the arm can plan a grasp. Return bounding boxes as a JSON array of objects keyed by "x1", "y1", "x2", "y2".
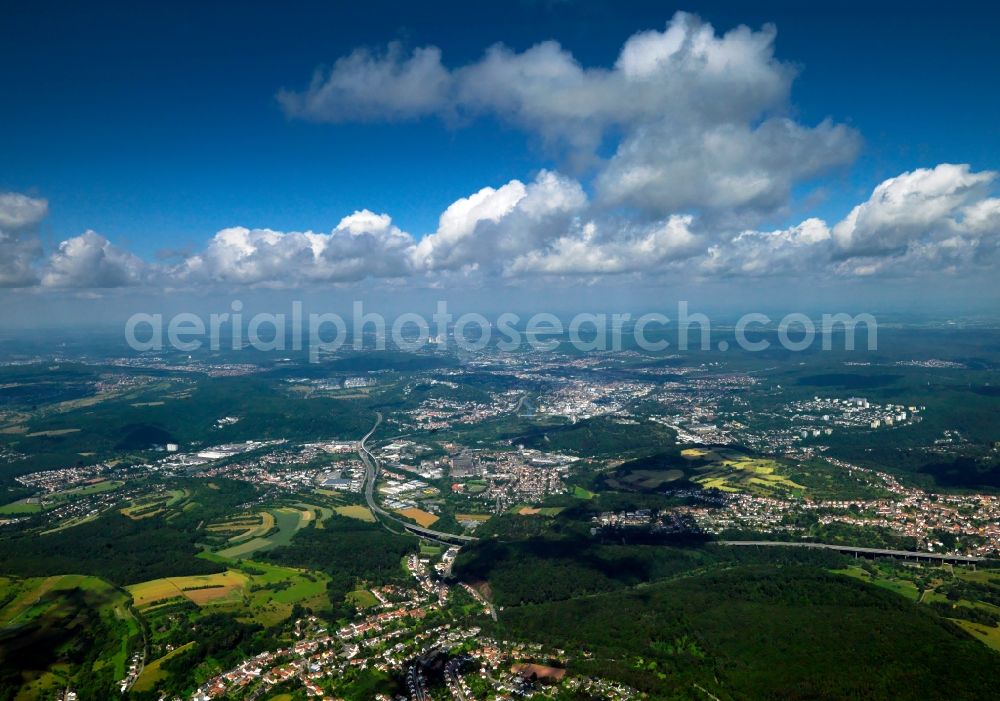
[
  {"x1": 516, "y1": 506, "x2": 565, "y2": 516},
  {"x1": 334, "y1": 504, "x2": 376, "y2": 522},
  {"x1": 830, "y1": 560, "x2": 1000, "y2": 653},
  {"x1": 54, "y1": 479, "x2": 123, "y2": 498},
  {"x1": 120, "y1": 488, "x2": 189, "y2": 520},
  {"x1": 396, "y1": 507, "x2": 439, "y2": 528},
  {"x1": 297, "y1": 502, "x2": 334, "y2": 523},
  {"x1": 602, "y1": 440, "x2": 937, "y2": 503},
  {"x1": 214, "y1": 506, "x2": 314, "y2": 560},
  {"x1": 0, "y1": 498, "x2": 42, "y2": 515},
  {"x1": 25, "y1": 428, "x2": 82, "y2": 437},
  {"x1": 953, "y1": 619, "x2": 1000, "y2": 652},
  {"x1": 206, "y1": 511, "x2": 276, "y2": 542},
  {"x1": 134, "y1": 558, "x2": 331, "y2": 628},
  {"x1": 956, "y1": 570, "x2": 1000, "y2": 587},
  {"x1": 229, "y1": 559, "x2": 331, "y2": 626},
  {"x1": 689, "y1": 450, "x2": 805, "y2": 496},
  {"x1": 0, "y1": 480, "x2": 125, "y2": 517},
  {"x1": 680, "y1": 448, "x2": 709, "y2": 458},
  {"x1": 833, "y1": 565, "x2": 921, "y2": 601},
  {"x1": 455, "y1": 513, "x2": 491, "y2": 523},
  {"x1": 127, "y1": 570, "x2": 250, "y2": 608}
]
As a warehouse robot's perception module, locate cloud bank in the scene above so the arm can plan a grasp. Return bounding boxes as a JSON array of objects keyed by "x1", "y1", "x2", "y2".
[
  {"x1": 171, "y1": 211, "x2": 416, "y2": 285},
  {"x1": 4, "y1": 13, "x2": 997, "y2": 295},
  {"x1": 279, "y1": 12, "x2": 859, "y2": 221},
  {"x1": 4, "y1": 164, "x2": 998, "y2": 291}
]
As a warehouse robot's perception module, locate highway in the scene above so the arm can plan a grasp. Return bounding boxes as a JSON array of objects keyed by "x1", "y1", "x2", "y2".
[
  {"x1": 358, "y1": 413, "x2": 478, "y2": 546},
  {"x1": 718, "y1": 540, "x2": 985, "y2": 565},
  {"x1": 358, "y1": 417, "x2": 988, "y2": 561}
]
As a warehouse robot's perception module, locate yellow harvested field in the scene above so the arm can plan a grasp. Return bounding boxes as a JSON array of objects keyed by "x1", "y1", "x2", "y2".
[
  {"x1": 518, "y1": 507, "x2": 541, "y2": 515},
  {"x1": 681, "y1": 448, "x2": 708, "y2": 457},
  {"x1": 208, "y1": 512, "x2": 275, "y2": 542},
  {"x1": 251, "y1": 511, "x2": 276, "y2": 534},
  {"x1": 455, "y1": 513, "x2": 491, "y2": 522},
  {"x1": 127, "y1": 580, "x2": 184, "y2": 607},
  {"x1": 335, "y1": 505, "x2": 376, "y2": 522},
  {"x1": 396, "y1": 507, "x2": 439, "y2": 528},
  {"x1": 184, "y1": 583, "x2": 244, "y2": 605},
  {"x1": 749, "y1": 474, "x2": 805, "y2": 489},
  {"x1": 26, "y1": 428, "x2": 81, "y2": 437},
  {"x1": 127, "y1": 571, "x2": 248, "y2": 608},
  {"x1": 49, "y1": 394, "x2": 115, "y2": 412},
  {"x1": 722, "y1": 458, "x2": 779, "y2": 474},
  {"x1": 696, "y1": 477, "x2": 739, "y2": 492}
]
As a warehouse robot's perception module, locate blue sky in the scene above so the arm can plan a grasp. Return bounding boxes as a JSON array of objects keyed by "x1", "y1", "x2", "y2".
[
  {"x1": 0, "y1": 0, "x2": 998, "y2": 315},
  {"x1": 2, "y1": 0, "x2": 997, "y2": 254}
]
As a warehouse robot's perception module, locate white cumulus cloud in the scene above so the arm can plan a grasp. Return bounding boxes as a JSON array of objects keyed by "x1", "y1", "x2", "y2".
[
  {"x1": 832, "y1": 163, "x2": 996, "y2": 256},
  {"x1": 280, "y1": 12, "x2": 860, "y2": 219},
  {"x1": 175, "y1": 210, "x2": 417, "y2": 286},
  {"x1": 413, "y1": 170, "x2": 586, "y2": 273},
  {"x1": 0, "y1": 192, "x2": 48, "y2": 230},
  {"x1": 698, "y1": 164, "x2": 1000, "y2": 279},
  {"x1": 0, "y1": 192, "x2": 48, "y2": 287},
  {"x1": 277, "y1": 43, "x2": 451, "y2": 122},
  {"x1": 4, "y1": 161, "x2": 998, "y2": 293},
  {"x1": 42, "y1": 231, "x2": 146, "y2": 288},
  {"x1": 700, "y1": 218, "x2": 832, "y2": 277},
  {"x1": 508, "y1": 215, "x2": 700, "y2": 276}
]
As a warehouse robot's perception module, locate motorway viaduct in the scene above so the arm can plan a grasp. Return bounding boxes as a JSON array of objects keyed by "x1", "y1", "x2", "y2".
[
  {"x1": 356, "y1": 415, "x2": 984, "y2": 561},
  {"x1": 718, "y1": 540, "x2": 985, "y2": 566},
  {"x1": 358, "y1": 413, "x2": 477, "y2": 546}
]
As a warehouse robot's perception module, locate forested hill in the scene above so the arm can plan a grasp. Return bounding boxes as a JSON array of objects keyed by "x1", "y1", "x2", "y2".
[
  {"x1": 496, "y1": 566, "x2": 1000, "y2": 699},
  {"x1": 457, "y1": 541, "x2": 1000, "y2": 700}
]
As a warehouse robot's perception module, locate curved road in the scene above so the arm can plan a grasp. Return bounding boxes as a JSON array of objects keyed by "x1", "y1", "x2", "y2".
[
  {"x1": 357, "y1": 426, "x2": 984, "y2": 560},
  {"x1": 358, "y1": 413, "x2": 477, "y2": 546}
]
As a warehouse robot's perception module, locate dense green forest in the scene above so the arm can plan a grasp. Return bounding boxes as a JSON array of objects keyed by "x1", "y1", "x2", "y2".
[
  {"x1": 455, "y1": 536, "x2": 715, "y2": 606},
  {"x1": 0, "y1": 480, "x2": 258, "y2": 585},
  {"x1": 0, "y1": 514, "x2": 222, "y2": 585},
  {"x1": 265, "y1": 514, "x2": 418, "y2": 619},
  {"x1": 493, "y1": 566, "x2": 1000, "y2": 700},
  {"x1": 511, "y1": 416, "x2": 677, "y2": 458}
]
